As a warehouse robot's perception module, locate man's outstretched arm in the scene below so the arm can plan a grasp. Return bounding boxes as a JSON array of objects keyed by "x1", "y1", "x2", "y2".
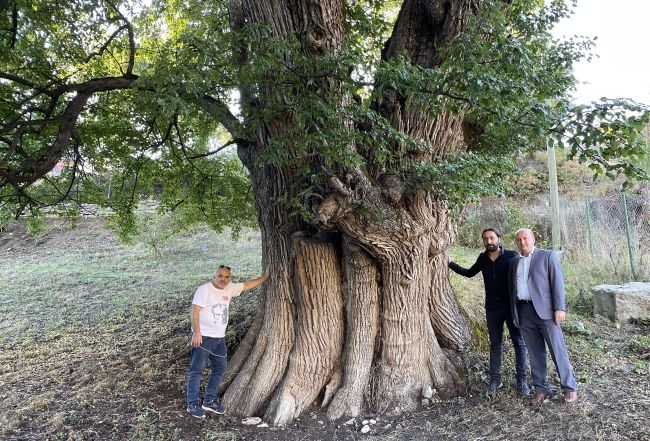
[
  {"x1": 448, "y1": 255, "x2": 481, "y2": 278},
  {"x1": 243, "y1": 268, "x2": 270, "y2": 291}
]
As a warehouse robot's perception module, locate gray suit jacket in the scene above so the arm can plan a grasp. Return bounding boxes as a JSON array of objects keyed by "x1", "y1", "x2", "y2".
[{"x1": 508, "y1": 248, "x2": 566, "y2": 322}]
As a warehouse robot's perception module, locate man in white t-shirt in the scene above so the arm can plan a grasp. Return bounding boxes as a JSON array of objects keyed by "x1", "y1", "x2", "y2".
[{"x1": 186, "y1": 264, "x2": 270, "y2": 418}]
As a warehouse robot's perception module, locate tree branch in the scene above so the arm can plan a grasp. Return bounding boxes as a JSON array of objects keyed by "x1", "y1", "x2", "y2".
[
  {"x1": 0, "y1": 72, "x2": 56, "y2": 97},
  {"x1": 0, "y1": 75, "x2": 138, "y2": 186},
  {"x1": 187, "y1": 139, "x2": 241, "y2": 159},
  {"x1": 197, "y1": 94, "x2": 243, "y2": 141},
  {"x1": 83, "y1": 24, "x2": 130, "y2": 64},
  {"x1": 104, "y1": 0, "x2": 136, "y2": 74}
]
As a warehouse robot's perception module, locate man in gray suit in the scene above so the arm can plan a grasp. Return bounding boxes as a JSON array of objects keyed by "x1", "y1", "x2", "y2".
[{"x1": 508, "y1": 228, "x2": 578, "y2": 405}]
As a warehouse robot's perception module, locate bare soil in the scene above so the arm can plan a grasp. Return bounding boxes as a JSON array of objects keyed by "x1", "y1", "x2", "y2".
[{"x1": 1, "y1": 218, "x2": 649, "y2": 441}]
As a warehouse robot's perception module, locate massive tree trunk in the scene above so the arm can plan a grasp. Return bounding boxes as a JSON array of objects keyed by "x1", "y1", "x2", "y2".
[{"x1": 221, "y1": 0, "x2": 479, "y2": 424}]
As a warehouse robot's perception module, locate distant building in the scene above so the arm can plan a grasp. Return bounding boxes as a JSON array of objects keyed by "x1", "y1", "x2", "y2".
[{"x1": 50, "y1": 160, "x2": 75, "y2": 176}]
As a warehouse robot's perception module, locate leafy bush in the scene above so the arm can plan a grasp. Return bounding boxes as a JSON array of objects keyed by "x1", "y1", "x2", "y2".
[
  {"x1": 25, "y1": 217, "x2": 48, "y2": 236},
  {"x1": 456, "y1": 198, "x2": 548, "y2": 249},
  {"x1": 564, "y1": 283, "x2": 594, "y2": 317},
  {"x1": 133, "y1": 212, "x2": 186, "y2": 256}
]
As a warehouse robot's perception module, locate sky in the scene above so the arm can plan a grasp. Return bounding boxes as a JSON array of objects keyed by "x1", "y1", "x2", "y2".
[{"x1": 552, "y1": 0, "x2": 650, "y2": 105}]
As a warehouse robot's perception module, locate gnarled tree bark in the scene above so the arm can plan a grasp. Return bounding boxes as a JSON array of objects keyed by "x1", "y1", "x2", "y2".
[{"x1": 221, "y1": 0, "x2": 480, "y2": 424}]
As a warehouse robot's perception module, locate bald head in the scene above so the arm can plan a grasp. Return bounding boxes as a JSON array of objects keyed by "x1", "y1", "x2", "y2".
[{"x1": 514, "y1": 228, "x2": 535, "y2": 256}]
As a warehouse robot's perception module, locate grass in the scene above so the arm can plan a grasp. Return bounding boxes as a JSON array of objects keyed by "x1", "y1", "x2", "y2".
[
  {"x1": 0, "y1": 219, "x2": 264, "y2": 440},
  {"x1": 1, "y1": 219, "x2": 650, "y2": 441},
  {"x1": 0, "y1": 221, "x2": 262, "y2": 338},
  {"x1": 447, "y1": 246, "x2": 490, "y2": 350}
]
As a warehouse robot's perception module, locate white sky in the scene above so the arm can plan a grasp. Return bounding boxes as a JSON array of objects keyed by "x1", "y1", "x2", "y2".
[{"x1": 552, "y1": 0, "x2": 650, "y2": 105}]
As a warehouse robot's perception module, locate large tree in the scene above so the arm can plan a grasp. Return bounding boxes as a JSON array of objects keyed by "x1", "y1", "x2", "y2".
[{"x1": 1, "y1": 0, "x2": 648, "y2": 425}]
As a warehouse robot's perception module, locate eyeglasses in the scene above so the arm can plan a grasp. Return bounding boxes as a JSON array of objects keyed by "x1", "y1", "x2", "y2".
[{"x1": 218, "y1": 265, "x2": 231, "y2": 270}]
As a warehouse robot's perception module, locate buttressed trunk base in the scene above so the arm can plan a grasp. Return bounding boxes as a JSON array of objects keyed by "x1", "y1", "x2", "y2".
[{"x1": 222, "y1": 0, "x2": 475, "y2": 425}]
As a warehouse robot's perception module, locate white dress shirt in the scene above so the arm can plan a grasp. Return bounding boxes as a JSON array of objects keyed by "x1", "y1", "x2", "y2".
[{"x1": 516, "y1": 246, "x2": 536, "y2": 301}]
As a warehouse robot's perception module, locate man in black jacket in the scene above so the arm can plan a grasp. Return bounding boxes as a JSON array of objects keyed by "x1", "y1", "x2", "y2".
[{"x1": 448, "y1": 227, "x2": 529, "y2": 397}]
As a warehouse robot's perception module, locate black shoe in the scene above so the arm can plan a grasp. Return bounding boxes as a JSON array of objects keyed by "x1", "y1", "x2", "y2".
[
  {"x1": 517, "y1": 380, "x2": 531, "y2": 396},
  {"x1": 486, "y1": 380, "x2": 503, "y2": 396},
  {"x1": 202, "y1": 401, "x2": 225, "y2": 414},
  {"x1": 187, "y1": 403, "x2": 205, "y2": 419}
]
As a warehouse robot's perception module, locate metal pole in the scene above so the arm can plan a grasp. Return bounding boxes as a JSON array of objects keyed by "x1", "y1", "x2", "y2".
[
  {"x1": 621, "y1": 193, "x2": 637, "y2": 280},
  {"x1": 585, "y1": 196, "x2": 594, "y2": 257},
  {"x1": 547, "y1": 143, "x2": 561, "y2": 250}
]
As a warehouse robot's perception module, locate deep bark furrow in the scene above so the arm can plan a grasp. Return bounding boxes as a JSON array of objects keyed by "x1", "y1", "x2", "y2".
[
  {"x1": 243, "y1": 0, "x2": 293, "y2": 37},
  {"x1": 264, "y1": 234, "x2": 344, "y2": 425},
  {"x1": 219, "y1": 304, "x2": 265, "y2": 392},
  {"x1": 322, "y1": 369, "x2": 342, "y2": 408},
  {"x1": 326, "y1": 240, "x2": 379, "y2": 419},
  {"x1": 425, "y1": 314, "x2": 467, "y2": 398}
]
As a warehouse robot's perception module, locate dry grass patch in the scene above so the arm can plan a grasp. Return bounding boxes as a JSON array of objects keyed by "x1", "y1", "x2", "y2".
[{"x1": 1, "y1": 219, "x2": 649, "y2": 440}]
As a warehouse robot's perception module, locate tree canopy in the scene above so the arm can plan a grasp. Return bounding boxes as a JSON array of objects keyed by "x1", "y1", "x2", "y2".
[{"x1": 1, "y1": 0, "x2": 648, "y2": 233}]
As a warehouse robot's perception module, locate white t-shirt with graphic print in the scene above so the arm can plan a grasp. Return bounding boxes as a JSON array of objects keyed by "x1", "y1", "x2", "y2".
[{"x1": 192, "y1": 282, "x2": 244, "y2": 338}]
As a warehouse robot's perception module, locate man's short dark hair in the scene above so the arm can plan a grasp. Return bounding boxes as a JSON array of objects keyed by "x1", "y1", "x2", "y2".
[{"x1": 482, "y1": 227, "x2": 502, "y2": 238}]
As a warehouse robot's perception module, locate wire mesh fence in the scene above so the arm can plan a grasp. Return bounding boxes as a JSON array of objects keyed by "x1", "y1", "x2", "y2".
[
  {"x1": 562, "y1": 192, "x2": 650, "y2": 281},
  {"x1": 459, "y1": 188, "x2": 650, "y2": 282},
  {"x1": 91, "y1": 177, "x2": 164, "y2": 200}
]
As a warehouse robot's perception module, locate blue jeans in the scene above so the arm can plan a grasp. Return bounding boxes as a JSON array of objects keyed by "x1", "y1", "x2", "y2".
[
  {"x1": 186, "y1": 335, "x2": 228, "y2": 406},
  {"x1": 486, "y1": 309, "x2": 528, "y2": 382}
]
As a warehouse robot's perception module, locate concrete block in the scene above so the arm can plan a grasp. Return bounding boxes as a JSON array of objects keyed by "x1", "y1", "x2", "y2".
[{"x1": 592, "y1": 282, "x2": 650, "y2": 323}]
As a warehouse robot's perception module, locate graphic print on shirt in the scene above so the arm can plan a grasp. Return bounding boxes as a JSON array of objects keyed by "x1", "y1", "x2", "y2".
[{"x1": 211, "y1": 303, "x2": 228, "y2": 326}]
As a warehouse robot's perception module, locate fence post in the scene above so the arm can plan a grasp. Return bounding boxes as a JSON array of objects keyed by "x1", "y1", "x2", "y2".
[
  {"x1": 547, "y1": 143, "x2": 561, "y2": 250},
  {"x1": 621, "y1": 193, "x2": 637, "y2": 280},
  {"x1": 585, "y1": 196, "x2": 594, "y2": 257}
]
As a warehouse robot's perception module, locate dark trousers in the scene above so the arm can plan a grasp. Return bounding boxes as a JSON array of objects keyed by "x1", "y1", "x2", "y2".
[
  {"x1": 517, "y1": 303, "x2": 577, "y2": 394},
  {"x1": 186, "y1": 336, "x2": 228, "y2": 406},
  {"x1": 486, "y1": 308, "x2": 528, "y2": 382}
]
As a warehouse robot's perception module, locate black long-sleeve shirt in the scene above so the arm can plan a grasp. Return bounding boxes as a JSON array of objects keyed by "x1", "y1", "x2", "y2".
[{"x1": 449, "y1": 247, "x2": 518, "y2": 310}]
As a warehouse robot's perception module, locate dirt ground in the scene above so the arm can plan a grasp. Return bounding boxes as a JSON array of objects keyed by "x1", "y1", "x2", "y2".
[{"x1": 1, "y1": 218, "x2": 649, "y2": 441}]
